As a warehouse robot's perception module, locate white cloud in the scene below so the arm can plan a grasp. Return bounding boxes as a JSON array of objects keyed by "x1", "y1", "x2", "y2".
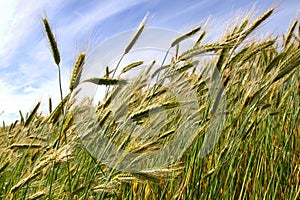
[
  {"x1": 0, "y1": 79, "x2": 39, "y2": 124},
  {"x1": 0, "y1": 74, "x2": 69, "y2": 124}
]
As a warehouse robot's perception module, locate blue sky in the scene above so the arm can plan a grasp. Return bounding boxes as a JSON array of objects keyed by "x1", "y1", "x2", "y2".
[{"x1": 0, "y1": 0, "x2": 299, "y2": 124}]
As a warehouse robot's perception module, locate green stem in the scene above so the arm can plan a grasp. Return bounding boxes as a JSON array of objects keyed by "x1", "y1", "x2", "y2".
[{"x1": 58, "y1": 64, "x2": 64, "y2": 103}]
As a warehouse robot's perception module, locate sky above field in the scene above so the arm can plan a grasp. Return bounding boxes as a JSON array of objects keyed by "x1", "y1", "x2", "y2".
[{"x1": 0, "y1": 0, "x2": 299, "y2": 124}]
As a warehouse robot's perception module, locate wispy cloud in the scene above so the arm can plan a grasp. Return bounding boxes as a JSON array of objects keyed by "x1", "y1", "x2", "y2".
[
  {"x1": 60, "y1": 0, "x2": 148, "y2": 34},
  {"x1": 0, "y1": 0, "x2": 65, "y2": 66}
]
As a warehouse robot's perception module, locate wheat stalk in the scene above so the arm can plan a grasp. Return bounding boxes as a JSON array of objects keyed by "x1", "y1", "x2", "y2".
[{"x1": 10, "y1": 171, "x2": 41, "y2": 194}]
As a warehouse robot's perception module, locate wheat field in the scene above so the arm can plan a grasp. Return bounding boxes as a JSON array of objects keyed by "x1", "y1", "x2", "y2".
[{"x1": 0, "y1": 7, "x2": 299, "y2": 200}]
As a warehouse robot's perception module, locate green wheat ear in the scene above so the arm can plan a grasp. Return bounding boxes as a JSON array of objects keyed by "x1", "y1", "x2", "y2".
[
  {"x1": 284, "y1": 20, "x2": 298, "y2": 48},
  {"x1": 171, "y1": 26, "x2": 201, "y2": 48},
  {"x1": 83, "y1": 77, "x2": 128, "y2": 85},
  {"x1": 69, "y1": 52, "x2": 85, "y2": 92},
  {"x1": 121, "y1": 61, "x2": 144, "y2": 74},
  {"x1": 43, "y1": 18, "x2": 60, "y2": 66},
  {"x1": 24, "y1": 102, "x2": 41, "y2": 127}
]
